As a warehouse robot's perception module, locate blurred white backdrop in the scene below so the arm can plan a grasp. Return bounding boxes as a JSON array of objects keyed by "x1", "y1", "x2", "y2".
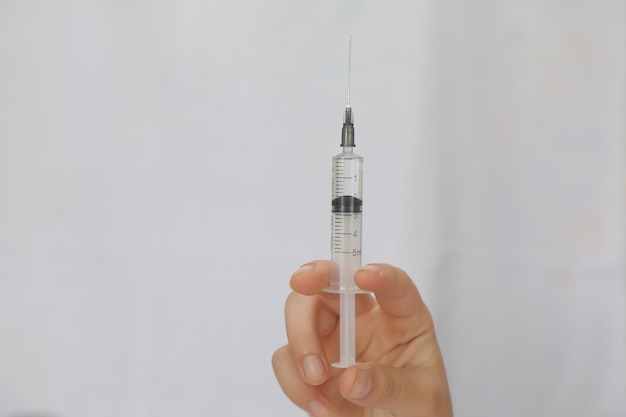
[{"x1": 0, "y1": 1, "x2": 623, "y2": 416}]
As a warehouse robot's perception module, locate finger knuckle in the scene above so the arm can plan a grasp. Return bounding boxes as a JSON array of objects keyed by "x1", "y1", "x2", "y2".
[
  {"x1": 381, "y1": 370, "x2": 403, "y2": 403},
  {"x1": 271, "y1": 345, "x2": 288, "y2": 371}
]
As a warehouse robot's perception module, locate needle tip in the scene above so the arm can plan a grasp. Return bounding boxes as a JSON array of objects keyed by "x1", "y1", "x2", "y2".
[{"x1": 347, "y1": 36, "x2": 352, "y2": 105}]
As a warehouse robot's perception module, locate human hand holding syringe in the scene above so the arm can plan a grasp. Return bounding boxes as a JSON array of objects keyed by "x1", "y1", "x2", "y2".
[{"x1": 272, "y1": 261, "x2": 453, "y2": 417}]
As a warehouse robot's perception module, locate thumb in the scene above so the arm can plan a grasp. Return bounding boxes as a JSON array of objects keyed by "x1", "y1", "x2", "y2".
[{"x1": 339, "y1": 362, "x2": 451, "y2": 416}]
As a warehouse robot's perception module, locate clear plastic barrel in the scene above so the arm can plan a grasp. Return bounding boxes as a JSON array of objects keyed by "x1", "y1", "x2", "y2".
[{"x1": 328, "y1": 147, "x2": 364, "y2": 293}]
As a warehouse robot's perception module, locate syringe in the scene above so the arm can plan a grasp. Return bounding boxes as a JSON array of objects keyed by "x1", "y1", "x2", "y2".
[{"x1": 326, "y1": 36, "x2": 365, "y2": 368}]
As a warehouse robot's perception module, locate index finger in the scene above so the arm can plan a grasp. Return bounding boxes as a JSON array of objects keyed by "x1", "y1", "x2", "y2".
[
  {"x1": 289, "y1": 260, "x2": 333, "y2": 295},
  {"x1": 354, "y1": 263, "x2": 427, "y2": 319}
]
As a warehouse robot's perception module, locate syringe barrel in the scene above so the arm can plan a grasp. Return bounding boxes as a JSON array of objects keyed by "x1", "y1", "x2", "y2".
[{"x1": 329, "y1": 147, "x2": 363, "y2": 293}]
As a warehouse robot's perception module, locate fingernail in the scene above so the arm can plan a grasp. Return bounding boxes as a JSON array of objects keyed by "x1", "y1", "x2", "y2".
[
  {"x1": 303, "y1": 355, "x2": 325, "y2": 382},
  {"x1": 295, "y1": 264, "x2": 315, "y2": 275},
  {"x1": 349, "y1": 369, "x2": 372, "y2": 399},
  {"x1": 360, "y1": 264, "x2": 380, "y2": 273},
  {"x1": 308, "y1": 399, "x2": 329, "y2": 417}
]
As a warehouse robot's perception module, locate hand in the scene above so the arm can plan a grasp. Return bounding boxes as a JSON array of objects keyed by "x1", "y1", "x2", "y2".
[{"x1": 272, "y1": 261, "x2": 452, "y2": 417}]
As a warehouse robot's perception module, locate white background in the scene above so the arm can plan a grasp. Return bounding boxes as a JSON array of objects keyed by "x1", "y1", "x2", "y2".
[{"x1": 0, "y1": 1, "x2": 624, "y2": 416}]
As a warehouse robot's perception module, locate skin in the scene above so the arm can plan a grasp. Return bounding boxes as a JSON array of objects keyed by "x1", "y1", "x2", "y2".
[{"x1": 272, "y1": 261, "x2": 453, "y2": 417}]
